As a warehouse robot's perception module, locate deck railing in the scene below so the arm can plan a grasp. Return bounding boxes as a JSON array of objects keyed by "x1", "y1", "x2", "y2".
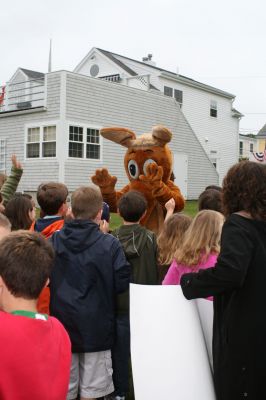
[{"x1": 0, "y1": 78, "x2": 45, "y2": 112}]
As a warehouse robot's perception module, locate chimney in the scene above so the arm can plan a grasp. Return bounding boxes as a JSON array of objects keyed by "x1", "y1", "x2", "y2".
[{"x1": 142, "y1": 54, "x2": 156, "y2": 66}]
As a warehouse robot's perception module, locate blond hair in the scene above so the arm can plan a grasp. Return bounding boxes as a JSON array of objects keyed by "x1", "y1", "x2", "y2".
[
  {"x1": 174, "y1": 210, "x2": 224, "y2": 267},
  {"x1": 157, "y1": 213, "x2": 192, "y2": 265}
]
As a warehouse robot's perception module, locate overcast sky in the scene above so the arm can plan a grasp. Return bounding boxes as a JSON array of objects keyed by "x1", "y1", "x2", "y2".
[{"x1": 1, "y1": 0, "x2": 266, "y2": 133}]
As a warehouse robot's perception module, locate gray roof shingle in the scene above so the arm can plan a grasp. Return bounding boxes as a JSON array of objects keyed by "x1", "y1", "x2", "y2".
[{"x1": 20, "y1": 68, "x2": 44, "y2": 80}]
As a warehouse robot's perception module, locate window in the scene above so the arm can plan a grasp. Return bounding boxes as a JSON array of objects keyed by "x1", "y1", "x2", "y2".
[
  {"x1": 69, "y1": 126, "x2": 84, "y2": 158},
  {"x1": 86, "y1": 128, "x2": 100, "y2": 159},
  {"x1": 174, "y1": 89, "x2": 183, "y2": 106},
  {"x1": 249, "y1": 143, "x2": 254, "y2": 153},
  {"x1": 69, "y1": 125, "x2": 100, "y2": 160},
  {"x1": 239, "y1": 141, "x2": 243, "y2": 156},
  {"x1": 0, "y1": 139, "x2": 6, "y2": 172},
  {"x1": 210, "y1": 100, "x2": 217, "y2": 118},
  {"x1": 26, "y1": 126, "x2": 56, "y2": 158},
  {"x1": 27, "y1": 127, "x2": 40, "y2": 158},
  {"x1": 164, "y1": 86, "x2": 173, "y2": 97},
  {"x1": 43, "y1": 126, "x2": 56, "y2": 157}
]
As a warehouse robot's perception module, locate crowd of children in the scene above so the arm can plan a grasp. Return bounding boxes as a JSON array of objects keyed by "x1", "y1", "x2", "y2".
[{"x1": 0, "y1": 156, "x2": 265, "y2": 400}]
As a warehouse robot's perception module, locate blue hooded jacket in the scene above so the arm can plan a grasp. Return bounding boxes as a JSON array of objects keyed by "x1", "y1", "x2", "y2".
[{"x1": 49, "y1": 219, "x2": 130, "y2": 353}]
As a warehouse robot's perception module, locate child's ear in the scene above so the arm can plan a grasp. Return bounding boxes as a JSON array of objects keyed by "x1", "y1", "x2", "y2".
[{"x1": 44, "y1": 278, "x2": 49, "y2": 288}]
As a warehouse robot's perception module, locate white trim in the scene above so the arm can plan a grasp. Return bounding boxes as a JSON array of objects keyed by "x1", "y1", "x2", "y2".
[
  {"x1": 0, "y1": 138, "x2": 7, "y2": 173},
  {"x1": 67, "y1": 121, "x2": 103, "y2": 162},
  {"x1": 0, "y1": 106, "x2": 46, "y2": 118},
  {"x1": 160, "y1": 72, "x2": 235, "y2": 99},
  {"x1": 24, "y1": 121, "x2": 59, "y2": 161},
  {"x1": 74, "y1": 48, "x2": 131, "y2": 78},
  {"x1": 43, "y1": 74, "x2": 48, "y2": 108},
  {"x1": 8, "y1": 68, "x2": 28, "y2": 84},
  {"x1": 57, "y1": 71, "x2": 67, "y2": 182}
]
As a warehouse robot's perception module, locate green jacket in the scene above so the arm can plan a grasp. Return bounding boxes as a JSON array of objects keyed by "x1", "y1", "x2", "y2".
[
  {"x1": 1, "y1": 166, "x2": 23, "y2": 206},
  {"x1": 112, "y1": 224, "x2": 158, "y2": 313}
]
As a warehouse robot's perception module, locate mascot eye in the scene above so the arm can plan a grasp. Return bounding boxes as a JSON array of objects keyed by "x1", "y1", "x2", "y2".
[
  {"x1": 143, "y1": 159, "x2": 157, "y2": 175},
  {"x1": 128, "y1": 160, "x2": 139, "y2": 179}
]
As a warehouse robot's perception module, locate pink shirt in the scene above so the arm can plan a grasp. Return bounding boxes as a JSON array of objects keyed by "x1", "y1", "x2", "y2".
[{"x1": 162, "y1": 253, "x2": 218, "y2": 286}]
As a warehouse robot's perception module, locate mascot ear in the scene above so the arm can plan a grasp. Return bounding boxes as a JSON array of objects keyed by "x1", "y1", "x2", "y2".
[
  {"x1": 152, "y1": 126, "x2": 172, "y2": 146},
  {"x1": 100, "y1": 127, "x2": 136, "y2": 148}
]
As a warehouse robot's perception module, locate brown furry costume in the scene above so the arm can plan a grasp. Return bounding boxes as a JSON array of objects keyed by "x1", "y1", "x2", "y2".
[{"x1": 92, "y1": 126, "x2": 185, "y2": 233}]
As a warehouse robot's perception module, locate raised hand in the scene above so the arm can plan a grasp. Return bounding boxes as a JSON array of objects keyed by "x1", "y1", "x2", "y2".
[
  {"x1": 91, "y1": 168, "x2": 117, "y2": 193},
  {"x1": 165, "y1": 198, "x2": 175, "y2": 213},
  {"x1": 11, "y1": 154, "x2": 22, "y2": 169},
  {"x1": 139, "y1": 162, "x2": 163, "y2": 190}
]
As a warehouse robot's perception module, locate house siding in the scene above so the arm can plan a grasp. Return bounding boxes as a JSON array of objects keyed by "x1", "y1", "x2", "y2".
[
  {"x1": 159, "y1": 77, "x2": 239, "y2": 183},
  {"x1": 65, "y1": 72, "x2": 218, "y2": 198},
  {"x1": 0, "y1": 72, "x2": 61, "y2": 191},
  {"x1": 75, "y1": 50, "x2": 239, "y2": 185}
]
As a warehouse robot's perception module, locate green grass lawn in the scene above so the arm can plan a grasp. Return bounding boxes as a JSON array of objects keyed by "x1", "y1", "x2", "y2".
[
  {"x1": 183, "y1": 200, "x2": 198, "y2": 217},
  {"x1": 109, "y1": 200, "x2": 198, "y2": 230}
]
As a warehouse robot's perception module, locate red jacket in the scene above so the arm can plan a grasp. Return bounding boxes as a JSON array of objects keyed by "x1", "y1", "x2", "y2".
[
  {"x1": 0, "y1": 312, "x2": 71, "y2": 400},
  {"x1": 29, "y1": 218, "x2": 65, "y2": 314}
]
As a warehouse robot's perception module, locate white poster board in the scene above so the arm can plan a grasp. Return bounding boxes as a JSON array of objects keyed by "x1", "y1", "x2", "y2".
[{"x1": 130, "y1": 284, "x2": 215, "y2": 400}]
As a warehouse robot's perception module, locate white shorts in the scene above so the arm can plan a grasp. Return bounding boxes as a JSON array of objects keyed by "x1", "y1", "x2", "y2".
[{"x1": 67, "y1": 350, "x2": 114, "y2": 399}]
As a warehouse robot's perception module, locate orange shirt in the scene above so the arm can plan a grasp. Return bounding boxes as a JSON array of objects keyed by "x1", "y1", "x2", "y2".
[{"x1": 30, "y1": 219, "x2": 65, "y2": 314}]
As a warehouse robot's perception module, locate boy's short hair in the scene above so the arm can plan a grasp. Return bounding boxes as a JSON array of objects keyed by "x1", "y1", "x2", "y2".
[
  {"x1": 205, "y1": 184, "x2": 222, "y2": 192},
  {"x1": 0, "y1": 231, "x2": 54, "y2": 300},
  {"x1": 198, "y1": 189, "x2": 222, "y2": 213},
  {"x1": 37, "y1": 182, "x2": 68, "y2": 215},
  {"x1": 118, "y1": 191, "x2": 147, "y2": 222},
  {"x1": 0, "y1": 213, "x2": 11, "y2": 230},
  {"x1": 71, "y1": 185, "x2": 103, "y2": 220}
]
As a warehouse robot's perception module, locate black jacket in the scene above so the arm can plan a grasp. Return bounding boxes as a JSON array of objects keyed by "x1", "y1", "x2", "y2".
[
  {"x1": 49, "y1": 219, "x2": 130, "y2": 353},
  {"x1": 181, "y1": 214, "x2": 266, "y2": 400}
]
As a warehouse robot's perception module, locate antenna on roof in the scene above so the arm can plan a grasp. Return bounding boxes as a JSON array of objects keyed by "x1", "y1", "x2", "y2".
[{"x1": 48, "y1": 39, "x2": 52, "y2": 73}]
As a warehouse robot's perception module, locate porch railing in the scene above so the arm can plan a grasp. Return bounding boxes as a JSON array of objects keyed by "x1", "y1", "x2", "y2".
[{"x1": 0, "y1": 77, "x2": 45, "y2": 112}]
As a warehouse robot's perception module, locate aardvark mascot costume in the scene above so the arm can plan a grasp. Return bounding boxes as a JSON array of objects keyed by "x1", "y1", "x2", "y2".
[{"x1": 92, "y1": 125, "x2": 185, "y2": 233}]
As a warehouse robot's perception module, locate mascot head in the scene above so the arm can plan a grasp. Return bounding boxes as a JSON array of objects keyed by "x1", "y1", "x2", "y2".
[{"x1": 100, "y1": 126, "x2": 173, "y2": 187}]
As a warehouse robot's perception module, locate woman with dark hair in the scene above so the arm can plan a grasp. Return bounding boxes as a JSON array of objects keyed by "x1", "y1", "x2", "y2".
[
  {"x1": 4, "y1": 195, "x2": 35, "y2": 230},
  {"x1": 181, "y1": 161, "x2": 266, "y2": 400}
]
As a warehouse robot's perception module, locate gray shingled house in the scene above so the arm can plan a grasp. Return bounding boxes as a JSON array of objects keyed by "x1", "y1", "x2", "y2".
[{"x1": 0, "y1": 69, "x2": 218, "y2": 199}]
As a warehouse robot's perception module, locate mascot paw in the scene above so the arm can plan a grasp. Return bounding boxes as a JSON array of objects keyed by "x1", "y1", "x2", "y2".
[
  {"x1": 139, "y1": 163, "x2": 163, "y2": 189},
  {"x1": 91, "y1": 168, "x2": 117, "y2": 192}
]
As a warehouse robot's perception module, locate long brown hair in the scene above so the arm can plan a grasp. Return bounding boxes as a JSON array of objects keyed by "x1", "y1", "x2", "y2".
[
  {"x1": 4, "y1": 195, "x2": 33, "y2": 230},
  {"x1": 222, "y1": 161, "x2": 266, "y2": 220},
  {"x1": 174, "y1": 210, "x2": 224, "y2": 267},
  {"x1": 157, "y1": 213, "x2": 192, "y2": 266}
]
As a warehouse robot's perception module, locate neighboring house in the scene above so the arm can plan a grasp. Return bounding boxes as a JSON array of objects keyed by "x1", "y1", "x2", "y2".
[
  {"x1": 256, "y1": 124, "x2": 266, "y2": 152},
  {"x1": 239, "y1": 134, "x2": 258, "y2": 160},
  {"x1": 0, "y1": 70, "x2": 219, "y2": 199},
  {"x1": 74, "y1": 48, "x2": 242, "y2": 183}
]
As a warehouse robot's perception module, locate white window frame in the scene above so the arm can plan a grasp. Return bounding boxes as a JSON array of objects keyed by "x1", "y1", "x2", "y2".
[
  {"x1": 239, "y1": 141, "x2": 243, "y2": 156},
  {"x1": 249, "y1": 142, "x2": 254, "y2": 153},
  {"x1": 210, "y1": 100, "x2": 218, "y2": 118},
  {"x1": 174, "y1": 89, "x2": 183, "y2": 107},
  {"x1": 0, "y1": 138, "x2": 7, "y2": 173},
  {"x1": 24, "y1": 122, "x2": 58, "y2": 160},
  {"x1": 68, "y1": 123, "x2": 102, "y2": 162},
  {"x1": 164, "y1": 86, "x2": 173, "y2": 97}
]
